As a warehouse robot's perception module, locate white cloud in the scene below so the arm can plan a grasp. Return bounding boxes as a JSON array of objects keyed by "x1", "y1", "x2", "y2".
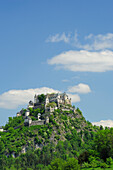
[
  {"x1": 92, "y1": 120, "x2": 113, "y2": 128},
  {"x1": 0, "y1": 87, "x2": 60, "y2": 109},
  {"x1": 62, "y1": 79, "x2": 69, "y2": 82},
  {"x1": 0, "y1": 87, "x2": 81, "y2": 109},
  {"x1": 68, "y1": 83, "x2": 91, "y2": 93},
  {"x1": 48, "y1": 50, "x2": 113, "y2": 72},
  {"x1": 46, "y1": 31, "x2": 113, "y2": 51},
  {"x1": 83, "y1": 33, "x2": 113, "y2": 50},
  {"x1": 67, "y1": 93, "x2": 80, "y2": 103},
  {"x1": 46, "y1": 32, "x2": 70, "y2": 43}
]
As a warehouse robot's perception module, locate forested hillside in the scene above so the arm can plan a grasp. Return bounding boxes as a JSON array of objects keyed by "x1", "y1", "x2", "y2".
[{"x1": 0, "y1": 100, "x2": 113, "y2": 169}]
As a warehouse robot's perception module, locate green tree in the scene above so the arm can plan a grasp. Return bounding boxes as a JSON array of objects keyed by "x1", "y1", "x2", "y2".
[
  {"x1": 64, "y1": 158, "x2": 80, "y2": 170},
  {"x1": 106, "y1": 157, "x2": 112, "y2": 167},
  {"x1": 0, "y1": 155, "x2": 7, "y2": 170},
  {"x1": 78, "y1": 151, "x2": 89, "y2": 164},
  {"x1": 49, "y1": 158, "x2": 64, "y2": 170},
  {"x1": 94, "y1": 129, "x2": 113, "y2": 161},
  {"x1": 0, "y1": 141, "x2": 5, "y2": 154},
  {"x1": 14, "y1": 157, "x2": 21, "y2": 170},
  {"x1": 38, "y1": 94, "x2": 45, "y2": 103}
]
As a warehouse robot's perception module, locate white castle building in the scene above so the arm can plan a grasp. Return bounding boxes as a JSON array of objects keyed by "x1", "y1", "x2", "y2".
[
  {"x1": 15, "y1": 92, "x2": 75, "y2": 127},
  {"x1": 29, "y1": 92, "x2": 71, "y2": 109}
]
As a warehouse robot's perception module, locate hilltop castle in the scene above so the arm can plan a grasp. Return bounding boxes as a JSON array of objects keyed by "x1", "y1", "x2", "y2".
[
  {"x1": 16, "y1": 93, "x2": 74, "y2": 126},
  {"x1": 28, "y1": 92, "x2": 71, "y2": 112}
]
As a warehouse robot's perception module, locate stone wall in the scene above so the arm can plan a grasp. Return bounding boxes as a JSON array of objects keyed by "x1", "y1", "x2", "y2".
[
  {"x1": 30, "y1": 120, "x2": 45, "y2": 126},
  {"x1": 33, "y1": 104, "x2": 42, "y2": 109},
  {"x1": 62, "y1": 108, "x2": 71, "y2": 112}
]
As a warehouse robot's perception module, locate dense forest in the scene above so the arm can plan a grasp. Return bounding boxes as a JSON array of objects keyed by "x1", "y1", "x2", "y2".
[{"x1": 0, "y1": 98, "x2": 113, "y2": 169}]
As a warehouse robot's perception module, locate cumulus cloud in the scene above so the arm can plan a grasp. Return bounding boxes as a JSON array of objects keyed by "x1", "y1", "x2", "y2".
[
  {"x1": 0, "y1": 87, "x2": 81, "y2": 109},
  {"x1": 68, "y1": 83, "x2": 91, "y2": 93},
  {"x1": 67, "y1": 93, "x2": 80, "y2": 103},
  {"x1": 46, "y1": 32, "x2": 70, "y2": 43},
  {"x1": 48, "y1": 50, "x2": 113, "y2": 72},
  {"x1": 92, "y1": 120, "x2": 113, "y2": 128},
  {"x1": 0, "y1": 87, "x2": 60, "y2": 109}
]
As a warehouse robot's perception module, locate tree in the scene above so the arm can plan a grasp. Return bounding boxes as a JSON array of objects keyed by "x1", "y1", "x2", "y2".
[
  {"x1": 78, "y1": 151, "x2": 89, "y2": 164},
  {"x1": 49, "y1": 158, "x2": 64, "y2": 170},
  {"x1": 8, "y1": 127, "x2": 14, "y2": 133},
  {"x1": 106, "y1": 157, "x2": 112, "y2": 167},
  {"x1": 94, "y1": 129, "x2": 113, "y2": 161},
  {"x1": 64, "y1": 158, "x2": 80, "y2": 170},
  {"x1": 7, "y1": 157, "x2": 14, "y2": 169},
  {"x1": 0, "y1": 141, "x2": 5, "y2": 154},
  {"x1": 0, "y1": 155, "x2": 7, "y2": 170},
  {"x1": 14, "y1": 158, "x2": 21, "y2": 170},
  {"x1": 38, "y1": 94, "x2": 45, "y2": 103}
]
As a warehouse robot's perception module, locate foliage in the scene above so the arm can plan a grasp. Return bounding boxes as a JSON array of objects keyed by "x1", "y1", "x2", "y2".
[
  {"x1": 46, "y1": 102, "x2": 57, "y2": 108},
  {"x1": 106, "y1": 157, "x2": 112, "y2": 167},
  {"x1": 1, "y1": 99, "x2": 113, "y2": 169},
  {"x1": 94, "y1": 128, "x2": 113, "y2": 161},
  {"x1": 4, "y1": 116, "x2": 24, "y2": 130},
  {"x1": 49, "y1": 158, "x2": 80, "y2": 170},
  {"x1": 38, "y1": 94, "x2": 45, "y2": 103},
  {"x1": 76, "y1": 107, "x2": 83, "y2": 115}
]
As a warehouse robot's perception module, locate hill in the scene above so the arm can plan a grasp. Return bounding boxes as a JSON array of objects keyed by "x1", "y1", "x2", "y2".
[{"x1": 0, "y1": 93, "x2": 113, "y2": 170}]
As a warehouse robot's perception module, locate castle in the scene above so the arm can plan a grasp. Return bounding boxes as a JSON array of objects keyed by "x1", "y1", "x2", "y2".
[
  {"x1": 17, "y1": 93, "x2": 73, "y2": 126},
  {"x1": 29, "y1": 92, "x2": 71, "y2": 112}
]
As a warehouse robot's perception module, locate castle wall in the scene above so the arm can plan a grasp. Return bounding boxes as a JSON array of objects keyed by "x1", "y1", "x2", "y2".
[
  {"x1": 33, "y1": 104, "x2": 42, "y2": 109},
  {"x1": 62, "y1": 108, "x2": 71, "y2": 112},
  {"x1": 30, "y1": 120, "x2": 45, "y2": 126}
]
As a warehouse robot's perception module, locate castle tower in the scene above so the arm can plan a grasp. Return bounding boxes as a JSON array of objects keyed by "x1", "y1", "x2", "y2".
[
  {"x1": 45, "y1": 116, "x2": 49, "y2": 124},
  {"x1": 57, "y1": 98, "x2": 60, "y2": 107},
  {"x1": 45, "y1": 95, "x2": 49, "y2": 107},
  {"x1": 37, "y1": 113, "x2": 41, "y2": 120},
  {"x1": 24, "y1": 116, "x2": 32, "y2": 126},
  {"x1": 34, "y1": 94, "x2": 39, "y2": 104},
  {"x1": 63, "y1": 92, "x2": 68, "y2": 100},
  {"x1": 69, "y1": 98, "x2": 71, "y2": 105},
  {"x1": 28, "y1": 100, "x2": 34, "y2": 108},
  {"x1": 34, "y1": 94, "x2": 37, "y2": 103},
  {"x1": 25, "y1": 109, "x2": 30, "y2": 116}
]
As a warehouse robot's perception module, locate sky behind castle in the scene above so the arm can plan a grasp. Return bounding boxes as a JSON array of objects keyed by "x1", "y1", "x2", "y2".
[{"x1": 0, "y1": 0, "x2": 113, "y2": 126}]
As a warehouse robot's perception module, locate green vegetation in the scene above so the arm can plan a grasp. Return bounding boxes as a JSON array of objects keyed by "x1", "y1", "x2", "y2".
[
  {"x1": 0, "y1": 102, "x2": 113, "y2": 169},
  {"x1": 38, "y1": 94, "x2": 45, "y2": 103},
  {"x1": 4, "y1": 116, "x2": 24, "y2": 130},
  {"x1": 46, "y1": 102, "x2": 57, "y2": 108}
]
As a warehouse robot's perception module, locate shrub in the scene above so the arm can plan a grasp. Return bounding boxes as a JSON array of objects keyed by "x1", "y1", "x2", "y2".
[
  {"x1": 46, "y1": 102, "x2": 56, "y2": 108},
  {"x1": 76, "y1": 107, "x2": 83, "y2": 115},
  {"x1": 106, "y1": 157, "x2": 112, "y2": 167},
  {"x1": 100, "y1": 162, "x2": 108, "y2": 169}
]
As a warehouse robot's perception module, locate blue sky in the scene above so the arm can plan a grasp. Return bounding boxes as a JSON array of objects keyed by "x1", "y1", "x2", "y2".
[{"x1": 0, "y1": 0, "x2": 113, "y2": 126}]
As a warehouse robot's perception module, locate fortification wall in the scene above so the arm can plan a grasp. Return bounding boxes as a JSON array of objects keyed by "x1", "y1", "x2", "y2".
[{"x1": 30, "y1": 120, "x2": 45, "y2": 126}]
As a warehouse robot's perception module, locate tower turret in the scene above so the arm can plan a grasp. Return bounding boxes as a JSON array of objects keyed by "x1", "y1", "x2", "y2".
[{"x1": 45, "y1": 95, "x2": 49, "y2": 107}]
